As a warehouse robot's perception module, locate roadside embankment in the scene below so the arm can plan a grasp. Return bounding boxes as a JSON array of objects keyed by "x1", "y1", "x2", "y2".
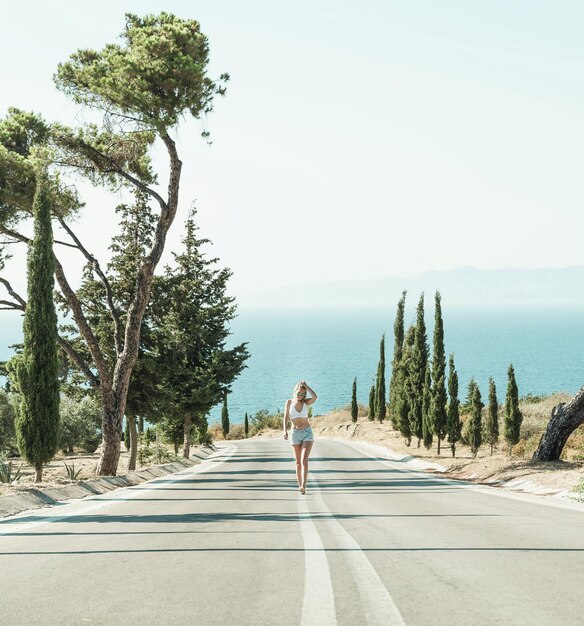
[{"x1": 0, "y1": 446, "x2": 216, "y2": 519}]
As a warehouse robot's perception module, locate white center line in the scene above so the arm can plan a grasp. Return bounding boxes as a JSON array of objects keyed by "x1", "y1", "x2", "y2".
[
  {"x1": 309, "y1": 472, "x2": 406, "y2": 626},
  {"x1": 298, "y1": 491, "x2": 337, "y2": 625}
]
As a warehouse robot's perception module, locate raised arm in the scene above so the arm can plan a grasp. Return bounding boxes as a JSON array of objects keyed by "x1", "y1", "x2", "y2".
[
  {"x1": 283, "y1": 399, "x2": 291, "y2": 439},
  {"x1": 302, "y1": 381, "x2": 318, "y2": 406}
]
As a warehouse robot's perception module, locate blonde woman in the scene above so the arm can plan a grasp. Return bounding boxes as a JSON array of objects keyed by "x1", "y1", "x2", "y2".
[{"x1": 283, "y1": 380, "x2": 318, "y2": 494}]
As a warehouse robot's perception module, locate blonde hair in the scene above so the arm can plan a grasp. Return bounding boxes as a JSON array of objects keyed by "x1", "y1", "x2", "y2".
[{"x1": 293, "y1": 382, "x2": 307, "y2": 397}]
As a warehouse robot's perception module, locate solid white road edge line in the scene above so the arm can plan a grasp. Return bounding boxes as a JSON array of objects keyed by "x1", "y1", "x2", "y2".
[
  {"x1": 335, "y1": 437, "x2": 584, "y2": 513},
  {"x1": 0, "y1": 442, "x2": 238, "y2": 536}
]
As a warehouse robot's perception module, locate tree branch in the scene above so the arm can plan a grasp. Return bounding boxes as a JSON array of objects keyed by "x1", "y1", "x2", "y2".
[
  {"x1": 57, "y1": 140, "x2": 167, "y2": 211},
  {"x1": 0, "y1": 225, "x2": 77, "y2": 249},
  {"x1": 56, "y1": 335, "x2": 100, "y2": 388},
  {"x1": 56, "y1": 216, "x2": 124, "y2": 355},
  {"x1": 0, "y1": 277, "x2": 26, "y2": 309}
]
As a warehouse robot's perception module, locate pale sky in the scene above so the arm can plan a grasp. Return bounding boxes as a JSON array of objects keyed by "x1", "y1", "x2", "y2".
[{"x1": 1, "y1": 0, "x2": 583, "y2": 299}]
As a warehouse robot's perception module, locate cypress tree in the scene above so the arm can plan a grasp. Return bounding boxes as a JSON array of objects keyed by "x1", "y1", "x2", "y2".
[
  {"x1": 368, "y1": 384, "x2": 376, "y2": 421},
  {"x1": 13, "y1": 168, "x2": 60, "y2": 482},
  {"x1": 422, "y1": 364, "x2": 433, "y2": 450},
  {"x1": 431, "y1": 291, "x2": 448, "y2": 454},
  {"x1": 411, "y1": 294, "x2": 428, "y2": 446},
  {"x1": 222, "y1": 394, "x2": 230, "y2": 438},
  {"x1": 446, "y1": 354, "x2": 461, "y2": 457},
  {"x1": 398, "y1": 325, "x2": 416, "y2": 446},
  {"x1": 375, "y1": 335, "x2": 386, "y2": 423},
  {"x1": 389, "y1": 291, "x2": 406, "y2": 427},
  {"x1": 351, "y1": 378, "x2": 358, "y2": 423},
  {"x1": 485, "y1": 377, "x2": 499, "y2": 455},
  {"x1": 244, "y1": 412, "x2": 249, "y2": 438},
  {"x1": 468, "y1": 382, "x2": 484, "y2": 458},
  {"x1": 504, "y1": 364, "x2": 522, "y2": 456}
]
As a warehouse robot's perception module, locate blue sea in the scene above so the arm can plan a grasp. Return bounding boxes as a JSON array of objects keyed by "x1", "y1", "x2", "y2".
[{"x1": 2, "y1": 307, "x2": 583, "y2": 425}]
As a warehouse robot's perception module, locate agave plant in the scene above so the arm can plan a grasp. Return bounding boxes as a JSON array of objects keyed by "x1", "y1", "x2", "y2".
[
  {"x1": 0, "y1": 459, "x2": 23, "y2": 484},
  {"x1": 63, "y1": 461, "x2": 83, "y2": 480}
]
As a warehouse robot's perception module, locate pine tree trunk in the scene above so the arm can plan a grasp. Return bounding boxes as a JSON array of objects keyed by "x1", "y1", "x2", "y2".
[
  {"x1": 97, "y1": 389, "x2": 122, "y2": 476},
  {"x1": 533, "y1": 388, "x2": 584, "y2": 461},
  {"x1": 437, "y1": 438, "x2": 441, "y2": 455},
  {"x1": 139, "y1": 417, "x2": 144, "y2": 434},
  {"x1": 451, "y1": 444, "x2": 455, "y2": 457},
  {"x1": 183, "y1": 414, "x2": 192, "y2": 458},
  {"x1": 174, "y1": 441, "x2": 179, "y2": 455},
  {"x1": 35, "y1": 463, "x2": 42, "y2": 483},
  {"x1": 128, "y1": 415, "x2": 138, "y2": 471}
]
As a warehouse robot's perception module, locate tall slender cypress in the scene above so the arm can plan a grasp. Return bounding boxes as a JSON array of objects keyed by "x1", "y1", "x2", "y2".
[
  {"x1": 422, "y1": 364, "x2": 433, "y2": 450},
  {"x1": 221, "y1": 394, "x2": 230, "y2": 438},
  {"x1": 504, "y1": 364, "x2": 522, "y2": 456},
  {"x1": 446, "y1": 354, "x2": 461, "y2": 457},
  {"x1": 468, "y1": 382, "x2": 483, "y2": 458},
  {"x1": 351, "y1": 377, "x2": 358, "y2": 423},
  {"x1": 431, "y1": 291, "x2": 448, "y2": 454},
  {"x1": 244, "y1": 412, "x2": 249, "y2": 438},
  {"x1": 13, "y1": 169, "x2": 60, "y2": 482},
  {"x1": 375, "y1": 335, "x2": 386, "y2": 423},
  {"x1": 368, "y1": 384, "x2": 376, "y2": 421},
  {"x1": 411, "y1": 294, "x2": 428, "y2": 446},
  {"x1": 389, "y1": 291, "x2": 406, "y2": 427},
  {"x1": 399, "y1": 325, "x2": 416, "y2": 446},
  {"x1": 485, "y1": 377, "x2": 499, "y2": 455}
]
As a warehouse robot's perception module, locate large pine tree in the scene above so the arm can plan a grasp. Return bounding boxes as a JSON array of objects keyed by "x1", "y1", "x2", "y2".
[
  {"x1": 375, "y1": 335, "x2": 386, "y2": 422},
  {"x1": 504, "y1": 364, "x2": 522, "y2": 456},
  {"x1": 446, "y1": 354, "x2": 461, "y2": 457},
  {"x1": 153, "y1": 210, "x2": 249, "y2": 456},
  {"x1": 430, "y1": 291, "x2": 447, "y2": 454},
  {"x1": 351, "y1": 377, "x2": 358, "y2": 423},
  {"x1": 388, "y1": 291, "x2": 406, "y2": 427},
  {"x1": 13, "y1": 169, "x2": 60, "y2": 482},
  {"x1": 485, "y1": 377, "x2": 499, "y2": 455}
]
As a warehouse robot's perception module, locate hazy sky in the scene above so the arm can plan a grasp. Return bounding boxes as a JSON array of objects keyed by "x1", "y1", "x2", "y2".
[{"x1": 1, "y1": 0, "x2": 583, "y2": 298}]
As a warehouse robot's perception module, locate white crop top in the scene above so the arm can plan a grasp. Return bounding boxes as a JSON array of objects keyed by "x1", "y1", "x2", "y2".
[{"x1": 289, "y1": 401, "x2": 308, "y2": 420}]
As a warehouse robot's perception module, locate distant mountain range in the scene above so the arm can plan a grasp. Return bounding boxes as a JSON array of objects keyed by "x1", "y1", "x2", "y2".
[{"x1": 238, "y1": 266, "x2": 584, "y2": 308}]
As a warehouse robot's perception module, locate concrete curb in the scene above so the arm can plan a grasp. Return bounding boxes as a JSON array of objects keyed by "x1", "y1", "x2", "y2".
[{"x1": 0, "y1": 445, "x2": 217, "y2": 519}]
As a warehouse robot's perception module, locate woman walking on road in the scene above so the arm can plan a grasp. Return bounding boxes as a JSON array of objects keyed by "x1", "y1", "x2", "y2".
[{"x1": 283, "y1": 381, "x2": 318, "y2": 494}]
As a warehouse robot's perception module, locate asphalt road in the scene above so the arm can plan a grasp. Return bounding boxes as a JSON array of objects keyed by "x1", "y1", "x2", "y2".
[{"x1": 1, "y1": 437, "x2": 584, "y2": 626}]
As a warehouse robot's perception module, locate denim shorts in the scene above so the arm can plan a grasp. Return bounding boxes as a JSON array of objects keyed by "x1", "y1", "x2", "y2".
[{"x1": 290, "y1": 426, "x2": 314, "y2": 446}]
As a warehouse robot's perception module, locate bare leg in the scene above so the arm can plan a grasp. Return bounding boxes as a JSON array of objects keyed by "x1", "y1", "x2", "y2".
[
  {"x1": 300, "y1": 441, "x2": 314, "y2": 490},
  {"x1": 292, "y1": 444, "x2": 302, "y2": 488}
]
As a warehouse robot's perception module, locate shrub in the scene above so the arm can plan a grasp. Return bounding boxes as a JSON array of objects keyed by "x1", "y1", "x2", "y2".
[
  {"x1": 63, "y1": 461, "x2": 83, "y2": 480},
  {"x1": 225, "y1": 424, "x2": 245, "y2": 440},
  {"x1": 138, "y1": 446, "x2": 154, "y2": 465},
  {"x1": 59, "y1": 396, "x2": 101, "y2": 454},
  {"x1": 0, "y1": 459, "x2": 23, "y2": 484},
  {"x1": 0, "y1": 391, "x2": 18, "y2": 457},
  {"x1": 249, "y1": 409, "x2": 283, "y2": 436}
]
